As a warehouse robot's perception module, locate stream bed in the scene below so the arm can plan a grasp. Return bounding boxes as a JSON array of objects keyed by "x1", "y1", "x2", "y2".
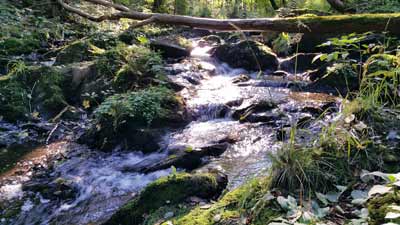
[{"x1": 0, "y1": 39, "x2": 338, "y2": 225}]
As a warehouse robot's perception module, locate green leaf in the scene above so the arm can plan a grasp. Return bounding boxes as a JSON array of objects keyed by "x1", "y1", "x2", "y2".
[
  {"x1": 312, "y1": 54, "x2": 327, "y2": 63},
  {"x1": 277, "y1": 195, "x2": 297, "y2": 211},
  {"x1": 137, "y1": 36, "x2": 149, "y2": 45}
]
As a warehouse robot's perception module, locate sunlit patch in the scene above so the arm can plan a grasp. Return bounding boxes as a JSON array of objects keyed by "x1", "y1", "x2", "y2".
[{"x1": 0, "y1": 184, "x2": 23, "y2": 201}]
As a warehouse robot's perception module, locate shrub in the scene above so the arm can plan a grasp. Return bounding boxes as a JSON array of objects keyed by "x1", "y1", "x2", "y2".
[
  {"x1": 0, "y1": 64, "x2": 67, "y2": 121},
  {"x1": 94, "y1": 86, "x2": 176, "y2": 129},
  {"x1": 113, "y1": 45, "x2": 165, "y2": 91}
]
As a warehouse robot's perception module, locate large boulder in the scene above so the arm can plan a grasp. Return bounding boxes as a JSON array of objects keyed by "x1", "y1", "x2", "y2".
[
  {"x1": 105, "y1": 172, "x2": 228, "y2": 225},
  {"x1": 213, "y1": 41, "x2": 279, "y2": 71}
]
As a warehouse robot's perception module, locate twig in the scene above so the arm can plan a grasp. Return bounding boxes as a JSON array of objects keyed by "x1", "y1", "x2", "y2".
[{"x1": 46, "y1": 122, "x2": 60, "y2": 145}]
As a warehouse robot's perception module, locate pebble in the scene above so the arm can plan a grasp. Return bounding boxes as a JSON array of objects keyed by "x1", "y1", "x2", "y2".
[{"x1": 164, "y1": 211, "x2": 174, "y2": 219}]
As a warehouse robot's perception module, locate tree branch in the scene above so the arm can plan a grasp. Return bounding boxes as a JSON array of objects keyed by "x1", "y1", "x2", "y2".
[
  {"x1": 57, "y1": 0, "x2": 400, "y2": 35},
  {"x1": 85, "y1": 0, "x2": 130, "y2": 12}
]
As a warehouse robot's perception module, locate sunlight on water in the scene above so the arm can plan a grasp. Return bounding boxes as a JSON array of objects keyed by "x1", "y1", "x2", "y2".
[{"x1": 0, "y1": 184, "x2": 23, "y2": 201}]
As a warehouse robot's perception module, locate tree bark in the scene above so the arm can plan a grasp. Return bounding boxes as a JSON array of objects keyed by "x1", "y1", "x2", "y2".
[
  {"x1": 57, "y1": 0, "x2": 400, "y2": 35},
  {"x1": 152, "y1": 0, "x2": 164, "y2": 12},
  {"x1": 326, "y1": 0, "x2": 347, "y2": 12},
  {"x1": 269, "y1": 0, "x2": 278, "y2": 10}
]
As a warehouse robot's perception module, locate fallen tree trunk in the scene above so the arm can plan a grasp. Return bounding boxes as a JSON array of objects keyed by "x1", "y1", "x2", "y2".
[{"x1": 57, "y1": 0, "x2": 400, "y2": 34}]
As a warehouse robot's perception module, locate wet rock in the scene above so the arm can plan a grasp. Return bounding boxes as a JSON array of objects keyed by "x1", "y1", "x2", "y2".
[
  {"x1": 232, "y1": 98, "x2": 277, "y2": 120},
  {"x1": 300, "y1": 101, "x2": 338, "y2": 115},
  {"x1": 22, "y1": 178, "x2": 77, "y2": 201},
  {"x1": 213, "y1": 41, "x2": 279, "y2": 71},
  {"x1": 240, "y1": 110, "x2": 285, "y2": 124},
  {"x1": 80, "y1": 127, "x2": 163, "y2": 153},
  {"x1": 137, "y1": 141, "x2": 232, "y2": 173},
  {"x1": 280, "y1": 53, "x2": 325, "y2": 73},
  {"x1": 105, "y1": 172, "x2": 227, "y2": 225},
  {"x1": 164, "y1": 211, "x2": 174, "y2": 219},
  {"x1": 296, "y1": 114, "x2": 313, "y2": 128},
  {"x1": 307, "y1": 63, "x2": 359, "y2": 95},
  {"x1": 150, "y1": 40, "x2": 190, "y2": 59},
  {"x1": 272, "y1": 70, "x2": 291, "y2": 77},
  {"x1": 60, "y1": 61, "x2": 97, "y2": 91},
  {"x1": 232, "y1": 74, "x2": 250, "y2": 84},
  {"x1": 201, "y1": 35, "x2": 223, "y2": 45}
]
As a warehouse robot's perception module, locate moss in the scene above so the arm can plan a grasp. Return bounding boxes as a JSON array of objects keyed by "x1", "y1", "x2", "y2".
[
  {"x1": 172, "y1": 177, "x2": 281, "y2": 225},
  {"x1": 0, "y1": 80, "x2": 29, "y2": 121},
  {"x1": 94, "y1": 86, "x2": 178, "y2": 128},
  {"x1": 0, "y1": 65, "x2": 67, "y2": 121},
  {"x1": 105, "y1": 173, "x2": 226, "y2": 225},
  {"x1": 0, "y1": 36, "x2": 40, "y2": 56},
  {"x1": 368, "y1": 192, "x2": 400, "y2": 225},
  {"x1": 143, "y1": 204, "x2": 192, "y2": 225},
  {"x1": 54, "y1": 40, "x2": 93, "y2": 65},
  {"x1": 113, "y1": 45, "x2": 166, "y2": 92},
  {"x1": 1, "y1": 199, "x2": 23, "y2": 220}
]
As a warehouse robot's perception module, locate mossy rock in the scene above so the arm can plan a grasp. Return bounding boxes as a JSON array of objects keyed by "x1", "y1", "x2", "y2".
[
  {"x1": 213, "y1": 41, "x2": 279, "y2": 71},
  {"x1": 368, "y1": 192, "x2": 400, "y2": 225},
  {"x1": 105, "y1": 172, "x2": 228, "y2": 225},
  {"x1": 0, "y1": 80, "x2": 29, "y2": 122},
  {"x1": 80, "y1": 87, "x2": 187, "y2": 152},
  {"x1": 0, "y1": 65, "x2": 68, "y2": 122},
  {"x1": 0, "y1": 37, "x2": 40, "y2": 56},
  {"x1": 171, "y1": 177, "x2": 281, "y2": 225},
  {"x1": 308, "y1": 63, "x2": 359, "y2": 95},
  {"x1": 54, "y1": 40, "x2": 94, "y2": 65}
]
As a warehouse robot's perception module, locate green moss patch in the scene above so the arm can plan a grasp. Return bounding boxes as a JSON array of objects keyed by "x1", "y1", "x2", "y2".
[
  {"x1": 105, "y1": 172, "x2": 227, "y2": 225},
  {"x1": 0, "y1": 65, "x2": 67, "y2": 121},
  {"x1": 171, "y1": 177, "x2": 281, "y2": 225}
]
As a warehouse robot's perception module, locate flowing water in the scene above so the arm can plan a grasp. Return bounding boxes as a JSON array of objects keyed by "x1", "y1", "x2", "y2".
[{"x1": 0, "y1": 39, "x2": 338, "y2": 225}]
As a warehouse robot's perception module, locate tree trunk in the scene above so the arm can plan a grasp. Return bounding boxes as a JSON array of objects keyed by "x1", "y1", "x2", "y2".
[
  {"x1": 152, "y1": 0, "x2": 164, "y2": 12},
  {"x1": 57, "y1": 0, "x2": 400, "y2": 35},
  {"x1": 326, "y1": 0, "x2": 347, "y2": 12},
  {"x1": 269, "y1": 0, "x2": 278, "y2": 10}
]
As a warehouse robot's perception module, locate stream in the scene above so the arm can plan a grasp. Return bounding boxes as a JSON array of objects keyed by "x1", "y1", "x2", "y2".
[{"x1": 0, "y1": 39, "x2": 338, "y2": 225}]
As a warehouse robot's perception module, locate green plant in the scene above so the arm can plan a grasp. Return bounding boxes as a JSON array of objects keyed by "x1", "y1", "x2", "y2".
[
  {"x1": 360, "y1": 53, "x2": 400, "y2": 107},
  {"x1": 269, "y1": 127, "x2": 335, "y2": 195},
  {"x1": 272, "y1": 32, "x2": 291, "y2": 56},
  {"x1": 113, "y1": 45, "x2": 165, "y2": 91},
  {"x1": 94, "y1": 86, "x2": 175, "y2": 129}
]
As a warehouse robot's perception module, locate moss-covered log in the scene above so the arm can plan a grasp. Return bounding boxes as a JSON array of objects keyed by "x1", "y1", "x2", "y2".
[{"x1": 58, "y1": 0, "x2": 400, "y2": 34}]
